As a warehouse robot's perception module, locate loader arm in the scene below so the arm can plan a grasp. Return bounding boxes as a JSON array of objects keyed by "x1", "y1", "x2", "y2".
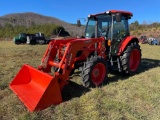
[{"x1": 38, "y1": 37, "x2": 106, "y2": 83}]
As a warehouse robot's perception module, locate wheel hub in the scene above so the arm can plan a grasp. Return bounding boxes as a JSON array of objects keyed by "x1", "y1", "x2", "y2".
[
  {"x1": 129, "y1": 49, "x2": 140, "y2": 71},
  {"x1": 92, "y1": 69, "x2": 99, "y2": 78},
  {"x1": 91, "y1": 63, "x2": 106, "y2": 86}
]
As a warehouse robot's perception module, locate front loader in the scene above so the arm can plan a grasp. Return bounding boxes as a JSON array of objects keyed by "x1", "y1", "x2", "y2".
[{"x1": 10, "y1": 10, "x2": 141, "y2": 111}]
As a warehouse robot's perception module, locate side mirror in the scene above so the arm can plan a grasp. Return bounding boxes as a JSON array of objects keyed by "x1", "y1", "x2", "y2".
[
  {"x1": 77, "y1": 20, "x2": 81, "y2": 27},
  {"x1": 116, "y1": 13, "x2": 122, "y2": 22}
]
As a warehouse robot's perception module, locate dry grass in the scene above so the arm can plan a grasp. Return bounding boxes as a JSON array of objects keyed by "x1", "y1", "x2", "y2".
[{"x1": 0, "y1": 41, "x2": 160, "y2": 120}]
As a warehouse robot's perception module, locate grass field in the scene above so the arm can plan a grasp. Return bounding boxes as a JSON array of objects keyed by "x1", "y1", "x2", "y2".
[{"x1": 0, "y1": 41, "x2": 160, "y2": 120}]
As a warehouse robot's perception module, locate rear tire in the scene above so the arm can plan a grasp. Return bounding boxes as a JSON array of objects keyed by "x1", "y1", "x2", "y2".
[
  {"x1": 81, "y1": 56, "x2": 108, "y2": 88},
  {"x1": 120, "y1": 42, "x2": 141, "y2": 75}
]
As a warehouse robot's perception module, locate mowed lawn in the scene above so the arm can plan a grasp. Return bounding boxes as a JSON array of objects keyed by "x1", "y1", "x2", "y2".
[{"x1": 0, "y1": 41, "x2": 160, "y2": 120}]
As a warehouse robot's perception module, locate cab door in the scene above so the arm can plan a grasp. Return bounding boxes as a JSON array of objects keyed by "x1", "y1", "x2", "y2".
[{"x1": 110, "y1": 16, "x2": 130, "y2": 55}]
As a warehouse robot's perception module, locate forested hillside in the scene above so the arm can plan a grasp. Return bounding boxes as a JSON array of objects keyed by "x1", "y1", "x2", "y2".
[
  {"x1": 0, "y1": 12, "x2": 83, "y2": 39},
  {"x1": 130, "y1": 21, "x2": 160, "y2": 39}
]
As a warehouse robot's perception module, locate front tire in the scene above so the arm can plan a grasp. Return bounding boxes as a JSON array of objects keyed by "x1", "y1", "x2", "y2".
[
  {"x1": 120, "y1": 42, "x2": 141, "y2": 75},
  {"x1": 81, "y1": 56, "x2": 108, "y2": 88}
]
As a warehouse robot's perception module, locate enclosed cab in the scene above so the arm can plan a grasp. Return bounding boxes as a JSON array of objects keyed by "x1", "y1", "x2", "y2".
[{"x1": 78, "y1": 10, "x2": 141, "y2": 74}]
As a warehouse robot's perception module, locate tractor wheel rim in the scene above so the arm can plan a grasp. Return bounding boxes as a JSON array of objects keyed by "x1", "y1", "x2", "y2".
[
  {"x1": 129, "y1": 49, "x2": 140, "y2": 71},
  {"x1": 91, "y1": 63, "x2": 106, "y2": 86}
]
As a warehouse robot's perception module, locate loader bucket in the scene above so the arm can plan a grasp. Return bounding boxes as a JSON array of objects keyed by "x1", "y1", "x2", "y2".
[{"x1": 10, "y1": 64, "x2": 62, "y2": 111}]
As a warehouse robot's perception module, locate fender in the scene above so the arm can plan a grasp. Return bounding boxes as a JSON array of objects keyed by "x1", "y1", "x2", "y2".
[{"x1": 117, "y1": 36, "x2": 139, "y2": 56}]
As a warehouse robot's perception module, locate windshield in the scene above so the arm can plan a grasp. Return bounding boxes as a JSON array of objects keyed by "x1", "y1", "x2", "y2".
[
  {"x1": 85, "y1": 18, "x2": 96, "y2": 38},
  {"x1": 85, "y1": 14, "x2": 112, "y2": 38},
  {"x1": 85, "y1": 14, "x2": 129, "y2": 40}
]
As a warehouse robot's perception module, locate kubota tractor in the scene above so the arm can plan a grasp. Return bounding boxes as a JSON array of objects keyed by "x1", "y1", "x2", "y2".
[{"x1": 10, "y1": 10, "x2": 141, "y2": 111}]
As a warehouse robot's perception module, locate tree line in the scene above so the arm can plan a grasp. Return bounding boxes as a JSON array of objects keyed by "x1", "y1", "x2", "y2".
[
  {"x1": 1, "y1": 20, "x2": 160, "y2": 39},
  {"x1": 0, "y1": 23, "x2": 70, "y2": 39},
  {"x1": 130, "y1": 21, "x2": 160, "y2": 31}
]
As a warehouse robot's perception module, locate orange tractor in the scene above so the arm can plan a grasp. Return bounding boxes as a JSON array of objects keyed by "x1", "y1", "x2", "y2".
[{"x1": 10, "y1": 10, "x2": 141, "y2": 111}]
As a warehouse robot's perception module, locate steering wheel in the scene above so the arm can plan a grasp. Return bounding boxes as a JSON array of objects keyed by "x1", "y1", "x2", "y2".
[
  {"x1": 91, "y1": 28, "x2": 108, "y2": 38},
  {"x1": 91, "y1": 32, "x2": 102, "y2": 38}
]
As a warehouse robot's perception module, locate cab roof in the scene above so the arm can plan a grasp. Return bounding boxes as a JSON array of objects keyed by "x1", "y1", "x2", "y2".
[{"x1": 88, "y1": 10, "x2": 133, "y2": 17}]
